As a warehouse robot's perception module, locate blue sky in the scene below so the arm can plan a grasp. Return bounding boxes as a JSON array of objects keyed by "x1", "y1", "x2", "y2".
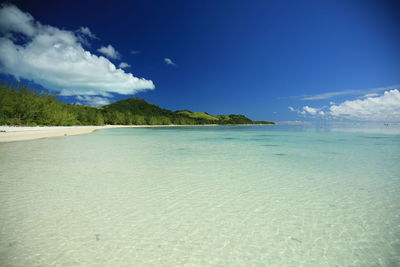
[{"x1": 0, "y1": 0, "x2": 399, "y2": 121}]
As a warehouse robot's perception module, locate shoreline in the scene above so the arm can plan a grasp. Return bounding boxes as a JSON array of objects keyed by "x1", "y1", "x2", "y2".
[
  {"x1": 0, "y1": 125, "x2": 127, "y2": 143},
  {"x1": 1, "y1": 124, "x2": 271, "y2": 143}
]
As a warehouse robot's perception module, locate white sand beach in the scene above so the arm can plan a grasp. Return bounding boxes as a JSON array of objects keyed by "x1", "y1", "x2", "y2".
[
  {"x1": 0, "y1": 125, "x2": 223, "y2": 142},
  {"x1": 0, "y1": 125, "x2": 133, "y2": 142}
]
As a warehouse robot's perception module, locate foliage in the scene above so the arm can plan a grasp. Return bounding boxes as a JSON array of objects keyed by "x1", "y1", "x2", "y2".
[
  {"x1": 0, "y1": 82, "x2": 275, "y2": 126},
  {"x1": 176, "y1": 110, "x2": 219, "y2": 121}
]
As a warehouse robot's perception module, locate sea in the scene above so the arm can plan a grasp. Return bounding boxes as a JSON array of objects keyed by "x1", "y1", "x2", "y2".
[{"x1": 0, "y1": 124, "x2": 399, "y2": 266}]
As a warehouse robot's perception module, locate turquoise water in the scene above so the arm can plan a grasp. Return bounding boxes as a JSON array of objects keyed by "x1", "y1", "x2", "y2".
[{"x1": 0, "y1": 125, "x2": 399, "y2": 266}]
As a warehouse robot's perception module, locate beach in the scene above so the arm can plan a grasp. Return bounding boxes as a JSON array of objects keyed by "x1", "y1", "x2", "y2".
[
  {"x1": 0, "y1": 125, "x2": 222, "y2": 143},
  {"x1": 0, "y1": 125, "x2": 132, "y2": 143},
  {"x1": 1, "y1": 1, "x2": 398, "y2": 265}
]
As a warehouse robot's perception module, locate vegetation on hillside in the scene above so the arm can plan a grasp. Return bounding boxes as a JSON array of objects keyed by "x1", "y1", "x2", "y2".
[
  {"x1": 0, "y1": 83, "x2": 275, "y2": 126},
  {"x1": 176, "y1": 110, "x2": 220, "y2": 121}
]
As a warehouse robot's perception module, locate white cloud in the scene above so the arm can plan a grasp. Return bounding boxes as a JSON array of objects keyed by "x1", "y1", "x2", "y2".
[
  {"x1": 164, "y1": 58, "x2": 176, "y2": 66},
  {"x1": 363, "y1": 93, "x2": 379, "y2": 98},
  {"x1": 302, "y1": 106, "x2": 319, "y2": 115},
  {"x1": 131, "y1": 50, "x2": 140, "y2": 55},
  {"x1": 76, "y1": 95, "x2": 110, "y2": 106},
  {"x1": 330, "y1": 89, "x2": 400, "y2": 121},
  {"x1": 77, "y1": 26, "x2": 96, "y2": 39},
  {"x1": 0, "y1": 4, "x2": 36, "y2": 36},
  {"x1": 75, "y1": 27, "x2": 97, "y2": 46},
  {"x1": 288, "y1": 105, "x2": 322, "y2": 116},
  {"x1": 0, "y1": 4, "x2": 154, "y2": 97},
  {"x1": 119, "y1": 62, "x2": 131, "y2": 68},
  {"x1": 300, "y1": 85, "x2": 399, "y2": 100},
  {"x1": 301, "y1": 90, "x2": 361, "y2": 100},
  {"x1": 289, "y1": 89, "x2": 400, "y2": 122},
  {"x1": 97, "y1": 45, "x2": 120, "y2": 59}
]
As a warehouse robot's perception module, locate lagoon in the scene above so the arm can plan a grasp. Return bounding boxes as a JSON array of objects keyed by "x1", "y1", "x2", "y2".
[{"x1": 0, "y1": 125, "x2": 399, "y2": 266}]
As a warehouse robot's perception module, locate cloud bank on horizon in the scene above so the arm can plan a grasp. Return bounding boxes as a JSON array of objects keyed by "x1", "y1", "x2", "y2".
[
  {"x1": 289, "y1": 88, "x2": 400, "y2": 121},
  {"x1": 300, "y1": 85, "x2": 400, "y2": 100},
  {"x1": 0, "y1": 3, "x2": 154, "y2": 106}
]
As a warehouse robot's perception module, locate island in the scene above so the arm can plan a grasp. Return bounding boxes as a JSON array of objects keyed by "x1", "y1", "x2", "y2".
[{"x1": 0, "y1": 83, "x2": 275, "y2": 126}]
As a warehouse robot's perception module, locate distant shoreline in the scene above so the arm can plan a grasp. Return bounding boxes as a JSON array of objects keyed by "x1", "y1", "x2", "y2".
[{"x1": 0, "y1": 124, "x2": 274, "y2": 143}]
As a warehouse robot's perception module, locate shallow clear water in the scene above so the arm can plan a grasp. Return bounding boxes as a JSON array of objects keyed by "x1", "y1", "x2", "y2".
[{"x1": 0, "y1": 125, "x2": 399, "y2": 266}]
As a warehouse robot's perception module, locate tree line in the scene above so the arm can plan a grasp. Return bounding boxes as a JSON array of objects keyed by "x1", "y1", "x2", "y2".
[{"x1": 0, "y1": 83, "x2": 274, "y2": 126}]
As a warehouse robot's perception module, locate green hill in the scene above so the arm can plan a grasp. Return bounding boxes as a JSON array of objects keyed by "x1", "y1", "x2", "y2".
[
  {"x1": 104, "y1": 98, "x2": 173, "y2": 116},
  {"x1": 176, "y1": 110, "x2": 220, "y2": 121},
  {"x1": 0, "y1": 82, "x2": 275, "y2": 126}
]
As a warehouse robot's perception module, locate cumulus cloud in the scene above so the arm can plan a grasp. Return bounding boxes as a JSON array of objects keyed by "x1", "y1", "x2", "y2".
[
  {"x1": 289, "y1": 89, "x2": 400, "y2": 121},
  {"x1": 0, "y1": 4, "x2": 36, "y2": 36},
  {"x1": 97, "y1": 44, "x2": 120, "y2": 59},
  {"x1": 288, "y1": 106, "x2": 323, "y2": 116},
  {"x1": 76, "y1": 95, "x2": 110, "y2": 106},
  {"x1": 119, "y1": 62, "x2": 131, "y2": 68},
  {"x1": 0, "y1": 3, "x2": 154, "y2": 97},
  {"x1": 330, "y1": 89, "x2": 400, "y2": 121},
  {"x1": 164, "y1": 58, "x2": 176, "y2": 66},
  {"x1": 77, "y1": 26, "x2": 96, "y2": 39},
  {"x1": 75, "y1": 26, "x2": 97, "y2": 46},
  {"x1": 131, "y1": 50, "x2": 140, "y2": 55},
  {"x1": 301, "y1": 106, "x2": 318, "y2": 115}
]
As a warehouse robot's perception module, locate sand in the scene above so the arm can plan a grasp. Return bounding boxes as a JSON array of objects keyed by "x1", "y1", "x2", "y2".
[
  {"x1": 0, "y1": 125, "x2": 223, "y2": 142},
  {"x1": 0, "y1": 125, "x2": 133, "y2": 142}
]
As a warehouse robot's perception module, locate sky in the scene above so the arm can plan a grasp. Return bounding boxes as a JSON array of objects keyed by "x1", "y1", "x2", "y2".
[{"x1": 0, "y1": 0, "x2": 399, "y2": 122}]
